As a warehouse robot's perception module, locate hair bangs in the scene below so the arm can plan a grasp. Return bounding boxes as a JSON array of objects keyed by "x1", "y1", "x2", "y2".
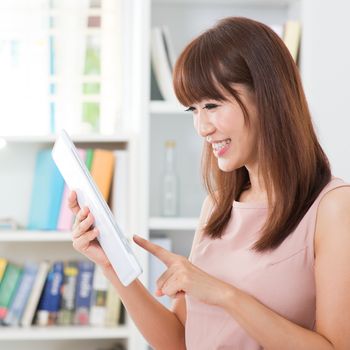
[{"x1": 173, "y1": 35, "x2": 227, "y2": 107}]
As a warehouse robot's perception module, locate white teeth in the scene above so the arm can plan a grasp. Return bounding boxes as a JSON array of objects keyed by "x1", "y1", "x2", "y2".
[{"x1": 212, "y1": 139, "x2": 231, "y2": 151}]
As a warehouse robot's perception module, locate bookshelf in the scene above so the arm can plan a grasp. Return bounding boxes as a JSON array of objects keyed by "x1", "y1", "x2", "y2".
[{"x1": 0, "y1": 133, "x2": 138, "y2": 350}]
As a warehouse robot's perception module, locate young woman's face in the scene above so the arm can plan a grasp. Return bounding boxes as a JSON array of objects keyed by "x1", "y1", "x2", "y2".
[{"x1": 187, "y1": 84, "x2": 259, "y2": 172}]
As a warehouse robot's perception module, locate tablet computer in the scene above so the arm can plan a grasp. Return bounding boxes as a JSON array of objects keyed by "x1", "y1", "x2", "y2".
[{"x1": 52, "y1": 129, "x2": 142, "y2": 286}]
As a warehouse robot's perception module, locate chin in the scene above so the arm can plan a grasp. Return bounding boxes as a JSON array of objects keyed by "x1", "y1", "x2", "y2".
[{"x1": 217, "y1": 159, "x2": 239, "y2": 172}]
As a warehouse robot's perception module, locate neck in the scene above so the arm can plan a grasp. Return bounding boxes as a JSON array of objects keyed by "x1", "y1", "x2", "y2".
[{"x1": 244, "y1": 164, "x2": 268, "y2": 202}]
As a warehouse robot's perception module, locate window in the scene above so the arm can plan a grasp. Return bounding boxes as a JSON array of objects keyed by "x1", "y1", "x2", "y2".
[{"x1": 0, "y1": 0, "x2": 123, "y2": 136}]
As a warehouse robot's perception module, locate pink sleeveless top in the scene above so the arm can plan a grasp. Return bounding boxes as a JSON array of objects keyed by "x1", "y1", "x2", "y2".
[{"x1": 185, "y1": 177, "x2": 349, "y2": 349}]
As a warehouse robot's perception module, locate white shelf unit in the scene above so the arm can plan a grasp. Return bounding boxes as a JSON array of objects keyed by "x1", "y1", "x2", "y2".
[
  {"x1": 149, "y1": 101, "x2": 186, "y2": 115},
  {"x1": 0, "y1": 231, "x2": 71, "y2": 242},
  {"x1": 0, "y1": 326, "x2": 129, "y2": 341},
  {"x1": 0, "y1": 135, "x2": 136, "y2": 349},
  {"x1": 149, "y1": 217, "x2": 198, "y2": 231},
  {"x1": 1, "y1": 134, "x2": 130, "y2": 144}
]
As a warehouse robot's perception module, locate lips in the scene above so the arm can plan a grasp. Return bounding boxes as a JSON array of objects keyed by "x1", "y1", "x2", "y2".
[{"x1": 211, "y1": 138, "x2": 231, "y2": 152}]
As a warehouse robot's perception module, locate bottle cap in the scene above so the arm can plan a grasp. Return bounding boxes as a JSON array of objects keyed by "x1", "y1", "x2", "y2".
[{"x1": 165, "y1": 140, "x2": 176, "y2": 148}]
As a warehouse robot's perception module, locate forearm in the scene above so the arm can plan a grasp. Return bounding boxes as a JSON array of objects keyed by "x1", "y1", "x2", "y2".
[
  {"x1": 222, "y1": 287, "x2": 334, "y2": 350},
  {"x1": 103, "y1": 266, "x2": 186, "y2": 350}
]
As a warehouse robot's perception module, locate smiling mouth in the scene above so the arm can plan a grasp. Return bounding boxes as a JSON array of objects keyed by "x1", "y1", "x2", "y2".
[{"x1": 212, "y1": 138, "x2": 231, "y2": 152}]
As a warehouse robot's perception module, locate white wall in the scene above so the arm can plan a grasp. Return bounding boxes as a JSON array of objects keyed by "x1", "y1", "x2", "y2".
[{"x1": 301, "y1": 0, "x2": 350, "y2": 181}]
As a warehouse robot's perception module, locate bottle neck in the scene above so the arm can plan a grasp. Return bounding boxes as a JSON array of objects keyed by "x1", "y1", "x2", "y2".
[{"x1": 165, "y1": 146, "x2": 175, "y2": 172}]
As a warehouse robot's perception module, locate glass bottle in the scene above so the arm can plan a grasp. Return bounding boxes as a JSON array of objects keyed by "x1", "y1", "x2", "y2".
[{"x1": 161, "y1": 140, "x2": 178, "y2": 217}]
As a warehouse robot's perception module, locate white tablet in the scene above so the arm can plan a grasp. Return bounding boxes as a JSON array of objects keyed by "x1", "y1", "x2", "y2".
[{"x1": 52, "y1": 129, "x2": 142, "y2": 286}]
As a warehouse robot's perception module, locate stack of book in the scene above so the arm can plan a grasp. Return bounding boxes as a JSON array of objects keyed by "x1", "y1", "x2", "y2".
[
  {"x1": 27, "y1": 147, "x2": 129, "y2": 234},
  {"x1": 0, "y1": 258, "x2": 123, "y2": 328}
]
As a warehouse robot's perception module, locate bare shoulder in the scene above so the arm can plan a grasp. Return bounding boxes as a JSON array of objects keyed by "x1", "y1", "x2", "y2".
[
  {"x1": 315, "y1": 185, "x2": 350, "y2": 253},
  {"x1": 318, "y1": 185, "x2": 350, "y2": 214},
  {"x1": 313, "y1": 185, "x2": 350, "y2": 346}
]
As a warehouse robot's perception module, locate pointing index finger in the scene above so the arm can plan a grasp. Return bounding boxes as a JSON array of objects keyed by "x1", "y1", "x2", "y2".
[{"x1": 133, "y1": 235, "x2": 175, "y2": 266}]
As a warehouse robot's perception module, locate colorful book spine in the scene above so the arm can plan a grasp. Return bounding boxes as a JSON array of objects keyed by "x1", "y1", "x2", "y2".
[
  {"x1": 21, "y1": 261, "x2": 50, "y2": 327},
  {"x1": 0, "y1": 263, "x2": 23, "y2": 322},
  {"x1": 85, "y1": 148, "x2": 94, "y2": 170},
  {"x1": 89, "y1": 265, "x2": 108, "y2": 326},
  {"x1": 36, "y1": 261, "x2": 64, "y2": 326},
  {"x1": 28, "y1": 149, "x2": 65, "y2": 230},
  {"x1": 90, "y1": 149, "x2": 115, "y2": 202},
  {"x1": 3, "y1": 262, "x2": 39, "y2": 326},
  {"x1": 105, "y1": 281, "x2": 121, "y2": 326},
  {"x1": 74, "y1": 260, "x2": 95, "y2": 325},
  {"x1": 57, "y1": 149, "x2": 87, "y2": 231},
  {"x1": 0, "y1": 258, "x2": 7, "y2": 284},
  {"x1": 151, "y1": 26, "x2": 177, "y2": 102},
  {"x1": 57, "y1": 261, "x2": 79, "y2": 325},
  {"x1": 111, "y1": 150, "x2": 129, "y2": 234}
]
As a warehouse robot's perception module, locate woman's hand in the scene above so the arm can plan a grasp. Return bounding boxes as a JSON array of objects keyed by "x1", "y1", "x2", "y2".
[
  {"x1": 133, "y1": 235, "x2": 233, "y2": 307},
  {"x1": 68, "y1": 191, "x2": 111, "y2": 270}
]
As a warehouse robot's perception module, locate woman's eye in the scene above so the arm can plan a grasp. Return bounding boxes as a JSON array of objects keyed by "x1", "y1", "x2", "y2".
[
  {"x1": 204, "y1": 103, "x2": 219, "y2": 110},
  {"x1": 185, "y1": 106, "x2": 195, "y2": 112}
]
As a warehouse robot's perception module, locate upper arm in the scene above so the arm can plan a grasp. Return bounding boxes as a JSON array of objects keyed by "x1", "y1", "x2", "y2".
[
  {"x1": 314, "y1": 186, "x2": 350, "y2": 349},
  {"x1": 171, "y1": 194, "x2": 215, "y2": 327}
]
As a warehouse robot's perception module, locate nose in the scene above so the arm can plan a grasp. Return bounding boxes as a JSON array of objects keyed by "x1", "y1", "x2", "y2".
[{"x1": 195, "y1": 110, "x2": 215, "y2": 138}]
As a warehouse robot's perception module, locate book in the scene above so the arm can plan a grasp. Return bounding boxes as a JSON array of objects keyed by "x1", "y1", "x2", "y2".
[
  {"x1": 57, "y1": 261, "x2": 79, "y2": 325},
  {"x1": 36, "y1": 261, "x2": 64, "y2": 326},
  {"x1": 0, "y1": 258, "x2": 7, "y2": 284},
  {"x1": 28, "y1": 149, "x2": 65, "y2": 230},
  {"x1": 21, "y1": 261, "x2": 50, "y2": 327},
  {"x1": 85, "y1": 148, "x2": 94, "y2": 170},
  {"x1": 90, "y1": 149, "x2": 115, "y2": 202},
  {"x1": 149, "y1": 237, "x2": 172, "y2": 309},
  {"x1": 110, "y1": 150, "x2": 129, "y2": 234},
  {"x1": 105, "y1": 281, "x2": 121, "y2": 326},
  {"x1": 89, "y1": 265, "x2": 108, "y2": 326},
  {"x1": 57, "y1": 148, "x2": 87, "y2": 231},
  {"x1": 74, "y1": 260, "x2": 95, "y2": 325},
  {"x1": 283, "y1": 20, "x2": 301, "y2": 62},
  {"x1": 3, "y1": 262, "x2": 39, "y2": 326},
  {"x1": 151, "y1": 26, "x2": 178, "y2": 102},
  {"x1": 0, "y1": 262, "x2": 23, "y2": 322},
  {"x1": 161, "y1": 25, "x2": 177, "y2": 70}
]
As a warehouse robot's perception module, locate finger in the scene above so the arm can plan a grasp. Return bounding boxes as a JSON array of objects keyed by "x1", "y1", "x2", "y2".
[
  {"x1": 68, "y1": 191, "x2": 81, "y2": 215},
  {"x1": 73, "y1": 207, "x2": 90, "y2": 229},
  {"x1": 133, "y1": 235, "x2": 176, "y2": 267},
  {"x1": 72, "y1": 212, "x2": 95, "y2": 239},
  {"x1": 72, "y1": 228, "x2": 99, "y2": 252},
  {"x1": 160, "y1": 274, "x2": 184, "y2": 299},
  {"x1": 156, "y1": 266, "x2": 175, "y2": 293}
]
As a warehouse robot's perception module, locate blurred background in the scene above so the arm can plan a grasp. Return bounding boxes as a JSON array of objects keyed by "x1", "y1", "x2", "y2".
[{"x1": 0, "y1": 1, "x2": 349, "y2": 350}]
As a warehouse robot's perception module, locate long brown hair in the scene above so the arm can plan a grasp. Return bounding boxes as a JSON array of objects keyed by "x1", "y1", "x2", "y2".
[{"x1": 173, "y1": 17, "x2": 331, "y2": 252}]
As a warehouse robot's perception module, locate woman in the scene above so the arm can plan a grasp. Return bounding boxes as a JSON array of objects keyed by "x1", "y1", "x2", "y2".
[{"x1": 68, "y1": 17, "x2": 350, "y2": 349}]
